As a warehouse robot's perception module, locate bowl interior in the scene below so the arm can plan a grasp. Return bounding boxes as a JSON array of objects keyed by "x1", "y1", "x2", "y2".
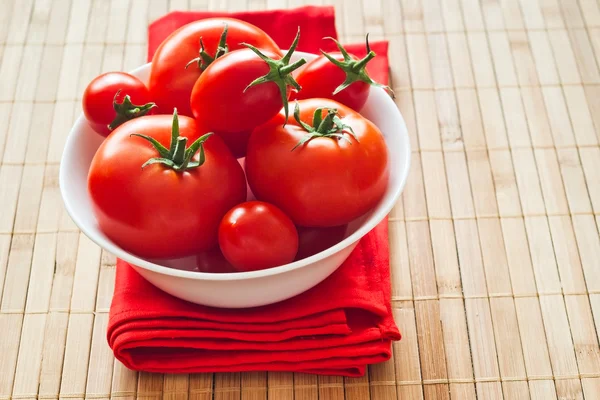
[{"x1": 59, "y1": 51, "x2": 411, "y2": 281}]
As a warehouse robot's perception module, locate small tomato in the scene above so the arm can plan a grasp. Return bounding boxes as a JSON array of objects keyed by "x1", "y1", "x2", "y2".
[
  {"x1": 218, "y1": 201, "x2": 299, "y2": 271},
  {"x1": 195, "y1": 247, "x2": 237, "y2": 273},
  {"x1": 295, "y1": 225, "x2": 348, "y2": 261},
  {"x1": 82, "y1": 72, "x2": 155, "y2": 136}
]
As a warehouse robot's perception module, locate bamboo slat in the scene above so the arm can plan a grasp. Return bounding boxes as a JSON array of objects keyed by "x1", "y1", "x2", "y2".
[{"x1": 1, "y1": 0, "x2": 600, "y2": 399}]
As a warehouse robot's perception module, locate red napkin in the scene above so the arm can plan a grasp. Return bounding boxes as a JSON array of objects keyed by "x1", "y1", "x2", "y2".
[{"x1": 107, "y1": 6, "x2": 399, "y2": 377}]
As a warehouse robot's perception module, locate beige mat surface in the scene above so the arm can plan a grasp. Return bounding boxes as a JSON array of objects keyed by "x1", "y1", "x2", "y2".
[{"x1": 1, "y1": 0, "x2": 600, "y2": 399}]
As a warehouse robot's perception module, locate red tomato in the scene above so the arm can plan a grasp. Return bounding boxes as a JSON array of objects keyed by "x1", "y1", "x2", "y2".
[
  {"x1": 88, "y1": 110, "x2": 247, "y2": 259},
  {"x1": 293, "y1": 36, "x2": 393, "y2": 111},
  {"x1": 164, "y1": 247, "x2": 236, "y2": 273},
  {"x1": 295, "y1": 225, "x2": 348, "y2": 261},
  {"x1": 149, "y1": 18, "x2": 281, "y2": 117},
  {"x1": 190, "y1": 30, "x2": 306, "y2": 158},
  {"x1": 82, "y1": 72, "x2": 155, "y2": 136},
  {"x1": 195, "y1": 247, "x2": 237, "y2": 273},
  {"x1": 245, "y1": 98, "x2": 389, "y2": 227},
  {"x1": 218, "y1": 201, "x2": 299, "y2": 272}
]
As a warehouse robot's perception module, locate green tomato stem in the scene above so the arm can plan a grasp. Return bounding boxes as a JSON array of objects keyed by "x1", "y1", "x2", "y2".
[
  {"x1": 242, "y1": 28, "x2": 307, "y2": 123},
  {"x1": 131, "y1": 109, "x2": 213, "y2": 172},
  {"x1": 352, "y1": 50, "x2": 376, "y2": 72},
  {"x1": 185, "y1": 23, "x2": 230, "y2": 71},
  {"x1": 280, "y1": 58, "x2": 307, "y2": 76},
  {"x1": 108, "y1": 92, "x2": 156, "y2": 132},
  {"x1": 290, "y1": 102, "x2": 358, "y2": 151},
  {"x1": 321, "y1": 34, "x2": 395, "y2": 98},
  {"x1": 172, "y1": 137, "x2": 188, "y2": 165}
]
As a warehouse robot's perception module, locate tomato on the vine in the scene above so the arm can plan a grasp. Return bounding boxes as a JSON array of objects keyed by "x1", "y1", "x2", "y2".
[
  {"x1": 82, "y1": 72, "x2": 155, "y2": 137},
  {"x1": 218, "y1": 201, "x2": 298, "y2": 272},
  {"x1": 293, "y1": 36, "x2": 393, "y2": 111},
  {"x1": 149, "y1": 18, "x2": 281, "y2": 118},
  {"x1": 88, "y1": 110, "x2": 247, "y2": 259},
  {"x1": 190, "y1": 30, "x2": 306, "y2": 158},
  {"x1": 245, "y1": 98, "x2": 389, "y2": 227}
]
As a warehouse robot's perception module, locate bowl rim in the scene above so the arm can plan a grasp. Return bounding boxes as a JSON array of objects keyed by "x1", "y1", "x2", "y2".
[{"x1": 59, "y1": 53, "x2": 411, "y2": 282}]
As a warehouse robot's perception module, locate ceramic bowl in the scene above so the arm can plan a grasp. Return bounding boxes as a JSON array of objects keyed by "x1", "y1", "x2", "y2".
[{"x1": 59, "y1": 51, "x2": 410, "y2": 308}]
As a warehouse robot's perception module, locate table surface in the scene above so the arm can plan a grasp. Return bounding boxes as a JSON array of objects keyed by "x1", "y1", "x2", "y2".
[{"x1": 2, "y1": 0, "x2": 600, "y2": 399}]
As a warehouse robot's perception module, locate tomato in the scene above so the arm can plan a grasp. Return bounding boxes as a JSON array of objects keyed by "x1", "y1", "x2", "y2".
[
  {"x1": 295, "y1": 225, "x2": 348, "y2": 261},
  {"x1": 190, "y1": 30, "x2": 306, "y2": 158},
  {"x1": 149, "y1": 18, "x2": 281, "y2": 118},
  {"x1": 293, "y1": 36, "x2": 393, "y2": 111},
  {"x1": 88, "y1": 110, "x2": 247, "y2": 259},
  {"x1": 164, "y1": 247, "x2": 236, "y2": 273},
  {"x1": 246, "y1": 98, "x2": 389, "y2": 227},
  {"x1": 218, "y1": 201, "x2": 298, "y2": 272},
  {"x1": 195, "y1": 247, "x2": 237, "y2": 273},
  {"x1": 82, "y1": 72, "x2": 155, "y2": 136}
]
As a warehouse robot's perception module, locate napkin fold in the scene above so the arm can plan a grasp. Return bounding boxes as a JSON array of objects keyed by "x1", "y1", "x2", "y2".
[
  {"x1": 107, "y1": 5, "x2": 399, "y2": 377},
  {"x1": 109, "y1": 222, "x2": 399, "y2": 376}
]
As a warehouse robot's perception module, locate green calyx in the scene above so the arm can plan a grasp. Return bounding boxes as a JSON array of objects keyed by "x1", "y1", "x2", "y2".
[
  {"x1": 109, "y1": 91, "x2": 157, "y2": 131},
  {"x1": 242, "y1": 28, "x2": 307, "y2": 123},
  {"x1": 291, "y1": 102, "x2": 357, "y2": 151},
  {"x1": 185, "y1": 23, "x2": 229, "y2": 71},
  {"x1": 321, "y1": 34, "x2": 394, "y2": 97},
  {"x1": 131, "y1": 108, "x2": 213, "y2": 171}
]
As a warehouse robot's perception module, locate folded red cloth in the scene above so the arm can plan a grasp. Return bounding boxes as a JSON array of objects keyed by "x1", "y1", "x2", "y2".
[
  {"x1": 107, "y1": 6, "x2": 399, "y2": 377},
  {"x1": 109, "y1": 222, "x2": 399, "y2": 376}
]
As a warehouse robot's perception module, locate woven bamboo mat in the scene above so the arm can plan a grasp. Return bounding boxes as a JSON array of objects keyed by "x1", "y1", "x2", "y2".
[{"x1": 1, "y1": 0, "x2": 600, "y2": 399}]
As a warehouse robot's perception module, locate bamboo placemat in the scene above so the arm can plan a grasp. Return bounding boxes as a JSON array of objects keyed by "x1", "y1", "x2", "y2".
[{"x1": 1, "y1": 0, "x2": 600, "y2": 399}]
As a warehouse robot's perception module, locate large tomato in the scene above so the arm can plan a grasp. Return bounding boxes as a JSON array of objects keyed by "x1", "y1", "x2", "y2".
[
  {"x1": 149, "y1": 18, "x2": 281, "y2": 117},
  {"x1": 293, "y1": 36, "x2": 393, "y2": 111},
  {"x1": 88, "y1": 110, "x2": 247, "y2": 259},
  {"x1": 245, "y1": 98, "x2": 389, "y2": 227},
  {"x1": 190, "y1": 30, "x2": 306, "y2": 158},
  {"x1": 83, "y1": 72, "x2": 155, "y2": 136},
  {"x1": 218, "y1": 201, "x2": 298, "y2": 272}
]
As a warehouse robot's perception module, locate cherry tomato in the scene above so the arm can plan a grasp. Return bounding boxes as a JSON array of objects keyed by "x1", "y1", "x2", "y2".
[
  {"x1": 293, "y1": 36, "x2": 393, "y2": 111},
  {"x1": 218, "y1": 201, "x2": 299, "y2": 272},
  {"x1": 245, "y1": 98, "x2": 389, "y2": 227},
  {"x1": 82, "y1": 72, "x2": 155, "y2": 136},
  {"x1": 190, "y1": 30, "x2": 306, "y2": 158},
  {"x1": 149, "y1": 18, "x2": 281, "y2": 118},
  {"x1": 88, "y1": 110, "x2": 247, "y2": 259},
  {"x1": 295, "y1": 225, "x2": 348, "y2": 261}
]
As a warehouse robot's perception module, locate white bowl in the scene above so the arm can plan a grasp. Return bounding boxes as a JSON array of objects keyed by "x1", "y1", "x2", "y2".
[{"x1": 59, "y1": 51, "x2": 411, "y2": 308}]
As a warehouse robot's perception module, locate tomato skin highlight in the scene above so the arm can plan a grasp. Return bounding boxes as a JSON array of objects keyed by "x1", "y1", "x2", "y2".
[
  {"x1": 293, "y1": 53, "x2": 370, "y2": 111},
  {"x1": 189, "y1": 48, "x2": 286, "y2": 158},
  {"x1": 88, "y1": 115, "x2": 247, "y2": 259},
  {"x1": 149, "y1": 18, "x2": 281, "y2": 117},
  {"x1": 218, "y1": 201, "x2": 299, "y2": 272},
  {"x1": 82, "y1": 72, "x2": 153, "y2": 136},
  {"x1": 245, "y1": 98, "x2": 389, "y2": 228}
]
